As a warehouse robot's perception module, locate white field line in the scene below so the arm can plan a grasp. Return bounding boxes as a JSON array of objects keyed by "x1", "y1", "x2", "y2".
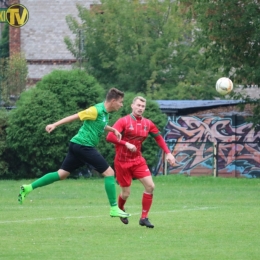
[{"x1": 0, "y1": 206, "x2": 217, "y2": 224}]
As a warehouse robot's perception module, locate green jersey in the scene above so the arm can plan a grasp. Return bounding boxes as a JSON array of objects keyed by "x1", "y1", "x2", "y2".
[{"x1": 70, "y1": 102, "x2": 109, "y2": 147}]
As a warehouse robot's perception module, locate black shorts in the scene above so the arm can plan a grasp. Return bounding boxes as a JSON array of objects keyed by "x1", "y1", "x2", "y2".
[{"x1": 60, "y1": 142, "x2": 109, "y2": 174}]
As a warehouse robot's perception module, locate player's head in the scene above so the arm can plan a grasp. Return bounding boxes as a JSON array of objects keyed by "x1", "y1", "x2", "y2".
[
  {"x1": 131, "y1": 96, "x2": 146, "y2": 117},
  {"x1": 105, "y1": 88, "x2": 124, "y2": 112}
]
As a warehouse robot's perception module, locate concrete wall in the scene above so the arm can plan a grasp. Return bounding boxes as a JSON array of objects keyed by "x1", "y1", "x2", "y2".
[{"x1": 155, "y1": 106, "x2": 260, "y2": 178}]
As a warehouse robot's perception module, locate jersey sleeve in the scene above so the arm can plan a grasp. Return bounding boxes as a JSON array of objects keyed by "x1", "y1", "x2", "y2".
[
  {"x1": 148, "y1": 120, "x2": 161, "y2": 137},
  {"x1": 154, "y1": 135, "x2": 171, "y2": 154},
  {"x1": 106, "y1": 118, "x2": 127, "y2": 145},
  {"x1": 149, "y1": 120, "x2": 170, "y2": 153},
  {"x1": 112, "y1": 118, "x2": 126, "y2": 133},
  {"x1": 77, "y1": 106, "x2": 98, "y2": 121}
]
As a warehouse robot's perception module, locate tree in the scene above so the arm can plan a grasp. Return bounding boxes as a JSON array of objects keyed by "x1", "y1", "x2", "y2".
[
  {"x1": 6, "y1": 69, "x2": 104, "y2": 178},
  {"x1": 179, "y1": 0, "x2": 260, "y2": 122},
  {"x1": 152, "y1": 81, "x2": 221, "y2": 100},
  {"x1": 0, "y1": 52, "x2": 28, "y2": 106},
  {"x1": 180, "y1": 0, "x2": 260, "y2": 85},
  {"x1": 65, "y1": 0, "x2": 194, "y2": 94},
  {"x1": 0, "y1": 109, "x2": 9, "y2": 177}
]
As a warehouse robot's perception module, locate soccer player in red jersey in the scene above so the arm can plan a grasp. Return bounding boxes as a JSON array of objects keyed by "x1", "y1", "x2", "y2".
[{"x1": 106, "y1": 96, "x2": 175, "y2": 228}]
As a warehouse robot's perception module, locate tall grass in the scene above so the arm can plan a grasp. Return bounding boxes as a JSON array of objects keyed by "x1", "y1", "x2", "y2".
[{"x1": 0, "y1": 175, "x2": 259, "y2": 260}]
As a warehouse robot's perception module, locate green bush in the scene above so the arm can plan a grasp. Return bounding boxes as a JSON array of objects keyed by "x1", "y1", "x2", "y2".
[
  {"x1": 6, "y1": 69, "x2": 104, "y2": 178},
  {"x1": 0, "y1": 109, "x2": 9, "y2": 177}
]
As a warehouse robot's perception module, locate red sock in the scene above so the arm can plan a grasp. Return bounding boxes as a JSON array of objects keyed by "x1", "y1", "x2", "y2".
[
  {"x1": 118, "y1": 195, "x2": 126, "y2": 210},
  {"x1": 141, "y1": 193, "x2": 153, "y2": 219}
]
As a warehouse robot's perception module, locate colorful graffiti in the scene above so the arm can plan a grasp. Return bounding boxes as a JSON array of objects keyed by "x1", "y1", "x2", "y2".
[{"x1": 158, "y1": 116, "x2": 260, "y2": 178}]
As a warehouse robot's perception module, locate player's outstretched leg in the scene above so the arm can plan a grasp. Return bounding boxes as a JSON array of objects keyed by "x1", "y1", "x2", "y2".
[
  {"x1": 18, "y1": 184, "x2": 33, "y2": 204},
  {"x1": 110, "y1": 206, "x2": 131, "y2": 218},
  {"x1": 18, "y1": 171, "x2": 61, "y2": 204},
  {"x1": 139, "y1": 218, "x2": 154, "y2": 228}
]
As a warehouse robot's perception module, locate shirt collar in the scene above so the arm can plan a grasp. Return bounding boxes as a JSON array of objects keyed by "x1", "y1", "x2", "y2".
[{"x1": 130, "y1": 113, "x2": 142, "y2": 121}]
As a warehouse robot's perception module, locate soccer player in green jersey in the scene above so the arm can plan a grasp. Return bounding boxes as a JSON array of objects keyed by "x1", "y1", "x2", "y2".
[{"x1": 18, "y1": 88, "x2": 130, "y2": 219}]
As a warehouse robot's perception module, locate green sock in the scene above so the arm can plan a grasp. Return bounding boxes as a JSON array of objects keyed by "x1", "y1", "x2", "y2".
[
  {"x1": 104, "y1": 176, "x2": 117, "y2": 207},
  {"x1": 31, "y1": 171, "x2": 60, "y2": 190}
]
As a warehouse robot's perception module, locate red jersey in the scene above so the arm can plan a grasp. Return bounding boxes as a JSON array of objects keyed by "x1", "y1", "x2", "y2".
[{"x1": 107, "y1": 114, "x2": 161, "y2": 163}]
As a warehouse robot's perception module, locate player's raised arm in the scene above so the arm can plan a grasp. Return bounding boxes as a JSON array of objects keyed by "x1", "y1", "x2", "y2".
[
  {"x1": 106, "y1": 119, "x2": 137, "y2": 151},
  {"x1": 106, "y1": 118, "x2": 125, "y2": 145},
  {"x1": 45, "y1": 113, "x2": 79, "y2": 133}
]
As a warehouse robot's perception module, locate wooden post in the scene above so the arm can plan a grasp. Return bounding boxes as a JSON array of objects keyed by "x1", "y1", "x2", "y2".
[
  {"x1": 164, "y1": 153, "x2": 167, "y2": 176},
  {"x1": 213, "y1": 142, "x2": 217, "y2": 177}
]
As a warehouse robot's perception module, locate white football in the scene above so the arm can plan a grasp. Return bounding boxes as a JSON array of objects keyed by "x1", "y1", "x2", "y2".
[{"x1": 216, "y1": 77, "x2": 233, "y2": 95}]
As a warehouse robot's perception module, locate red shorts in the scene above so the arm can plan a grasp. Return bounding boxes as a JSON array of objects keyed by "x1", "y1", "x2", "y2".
[{"x1": 114, "y1": 158, "x2": 151, "y2": 187}]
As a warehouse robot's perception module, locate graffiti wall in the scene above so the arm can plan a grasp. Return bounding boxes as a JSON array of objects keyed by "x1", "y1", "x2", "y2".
[{"x1": 159, "y1": 115, "x2": 260, "y2": 178}]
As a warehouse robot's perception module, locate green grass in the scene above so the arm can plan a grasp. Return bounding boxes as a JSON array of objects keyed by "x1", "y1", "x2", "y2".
[{"x1": 1, "y1": 175, "x2": 259, "y2": 260}]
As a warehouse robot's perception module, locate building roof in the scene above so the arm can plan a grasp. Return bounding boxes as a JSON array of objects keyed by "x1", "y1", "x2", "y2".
[{"x1": 155, "y1": 100, "x2": 242, "y2": 113}]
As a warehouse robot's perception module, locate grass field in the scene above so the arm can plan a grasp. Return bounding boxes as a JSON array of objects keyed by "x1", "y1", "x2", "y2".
[{"x1": 0, "y1": 175, "x2": 259, "y2": 260}]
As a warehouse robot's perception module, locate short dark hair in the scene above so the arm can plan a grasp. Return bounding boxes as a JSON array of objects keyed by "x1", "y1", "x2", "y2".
[{"x1": 106, "y1": 88, "x2": 124, "y2": 101}]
